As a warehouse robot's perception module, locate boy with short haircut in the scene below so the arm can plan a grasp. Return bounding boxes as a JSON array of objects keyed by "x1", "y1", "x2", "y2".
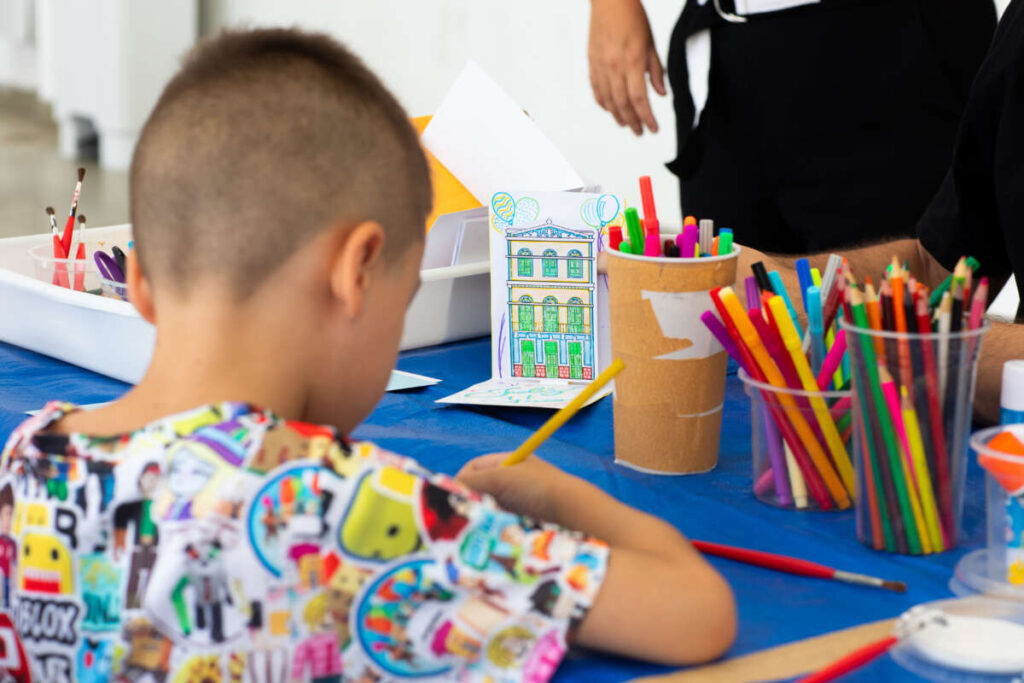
[{"x1": 0, "y1": 29, "x2": 735, "y2": 680}]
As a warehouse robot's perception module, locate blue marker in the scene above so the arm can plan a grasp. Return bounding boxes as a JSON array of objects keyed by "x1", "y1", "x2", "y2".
[
  {"x1": 795, "y1": 258, "x2": 813, "y2": 312},
  {"x1": 807, "y1": 286, "x2": 825, "y2": 375},
  {"x1": 768, "y1": 270, "x2": 802, "y2": 341}
]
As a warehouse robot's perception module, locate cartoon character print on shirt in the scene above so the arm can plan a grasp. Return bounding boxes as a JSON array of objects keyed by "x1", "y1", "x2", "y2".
[
  {"x1": 76, "y1": 637, "x2": 113, "y2": 683},
  {"x1": 353, "y1": 556, "x2": 457, "y2": 677},
  {"x1": 338, "y1": 467, "x2": 423, "y2": 562},
  {"x1": 456, "y1": 510, "x2": 558, "y2": 585},
  {"x1": 246, "y1": 463, "x2": 339, "y2": 589},
  {"x1": 419, "y1": 482, "x2": 471, "y2": 543},
  {"x1": 0, "y1": 612, "x2": 31, "y2": 682},
  {"x1": 112, "y1": 461, "x2": 161, "y2": 610},
  {"x1": 119, "y1": 617, "x2": 173, "y2": 683},
  {"x1": 0, "y1": 486, "x2": 17, "y2": 610},
  {"x1": 153, "y1": 425, "x2": 249, "y2": 523}
]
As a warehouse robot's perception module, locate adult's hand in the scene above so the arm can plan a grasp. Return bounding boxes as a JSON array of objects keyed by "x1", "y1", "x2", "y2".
[{"x1": 588, "y1": 0, "x2": 667, "y2": 135}]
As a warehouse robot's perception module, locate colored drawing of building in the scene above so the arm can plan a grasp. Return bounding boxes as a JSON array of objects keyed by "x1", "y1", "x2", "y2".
[{"x1": 506, "y1": 221, "x2": 596, "y2": 380}]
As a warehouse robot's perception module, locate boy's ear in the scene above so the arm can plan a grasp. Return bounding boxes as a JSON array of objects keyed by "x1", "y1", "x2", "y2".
[
  {"x1": 126, "y1": 249, "x2": 157, "y2": 324},
  {"x1": 329, "y1": 220, "x2": 386, "y2": 319}
]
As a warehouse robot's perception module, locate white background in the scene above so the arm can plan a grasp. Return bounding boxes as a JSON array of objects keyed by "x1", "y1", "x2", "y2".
[{"x1": 200, "y1": 0, "x2": 687, "y2": 228}]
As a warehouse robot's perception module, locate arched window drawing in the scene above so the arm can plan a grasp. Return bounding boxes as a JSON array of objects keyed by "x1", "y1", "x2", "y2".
[
  {"x1": 518, "y1": 295, "x2": 534, "y2": 331},
  {"x1": 543, "y1": 296, "x2": 559, "y2": 332},
  {"x1": 517, "y1": 248, "x2": 533, "y2": 277},
  {"x1": 542, "y1": 249, "x2": 558, "y2": 278},
  {"x1": 567, "y1": 296, "x2": 584, "y2": 333},
  {"x1": 567, "y1": 249, "x2": 584, "y2": 279}
]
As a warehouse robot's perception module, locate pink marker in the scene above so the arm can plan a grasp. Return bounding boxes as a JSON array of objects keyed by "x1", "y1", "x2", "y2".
[
  {"x1": 815, "y1": 328, "x2": 847, "y2": 390},
  {"x1": 676, "y1": 224, "x2": 698, "y2": 259},
  {"x1": 644, "y1": 233, "x2": 661, "y2": 257}
]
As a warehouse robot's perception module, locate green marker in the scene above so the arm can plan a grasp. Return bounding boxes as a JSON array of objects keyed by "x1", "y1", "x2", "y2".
[
  {"x1": 624, "y1": 207, "x2": 644, "y2": 256},
  {"x1": 718, "y1": 228, "x2": 733, "y2": 254}
]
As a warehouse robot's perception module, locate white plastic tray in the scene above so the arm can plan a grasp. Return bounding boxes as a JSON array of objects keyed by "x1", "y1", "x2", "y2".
[{"x1": 0, "y1": 224, "x2": 490, "y2": 384}]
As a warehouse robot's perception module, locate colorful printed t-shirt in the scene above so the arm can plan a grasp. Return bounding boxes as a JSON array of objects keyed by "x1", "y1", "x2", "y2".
[{"x1": 0, "y1": 402, "x2": 608, "y2": 682}]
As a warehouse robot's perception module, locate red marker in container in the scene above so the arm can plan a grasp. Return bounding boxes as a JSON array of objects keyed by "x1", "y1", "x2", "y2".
[
  {"x1": 639, "y1": 175, "x2": 659, "y2": 236},
  {"x1": 609, "y1": 226, "x2": 623, "y2": 251}
]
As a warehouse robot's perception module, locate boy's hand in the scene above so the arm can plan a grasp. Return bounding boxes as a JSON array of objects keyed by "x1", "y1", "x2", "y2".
[
  {"x1": 456, "y1": 453, "x2": 575, "y2": 523},
  {"x1": 588, "y1": 0, "x2": 666, "y2": 135}
]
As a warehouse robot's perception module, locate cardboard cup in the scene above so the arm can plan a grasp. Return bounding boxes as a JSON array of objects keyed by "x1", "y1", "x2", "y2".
[{"x1": 607, "y1": 241, "x2": 739, "y2": 474}]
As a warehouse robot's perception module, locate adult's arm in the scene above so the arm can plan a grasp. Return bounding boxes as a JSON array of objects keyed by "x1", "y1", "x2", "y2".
[
  {"x1": 588, "y1": 0, "x2": 667, "y2": 135},
  {"x1": 738, "y1": 239, "x2": 1016, "y2": 423}
]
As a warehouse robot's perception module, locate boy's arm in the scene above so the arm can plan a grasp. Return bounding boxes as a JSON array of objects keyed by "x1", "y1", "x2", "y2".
[{"x1": 458, "y1": 455, "x2": 737, "y2": 665}]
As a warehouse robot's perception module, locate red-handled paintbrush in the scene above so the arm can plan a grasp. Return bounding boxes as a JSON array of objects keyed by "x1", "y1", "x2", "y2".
[{"x1": 691, "y1": 540, "x2": 907, "y2": 592}]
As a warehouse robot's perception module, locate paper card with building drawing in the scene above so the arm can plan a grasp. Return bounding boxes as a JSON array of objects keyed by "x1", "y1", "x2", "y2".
[{"x1": 438, "y1": 190, "x2": 623, "y2": 409}]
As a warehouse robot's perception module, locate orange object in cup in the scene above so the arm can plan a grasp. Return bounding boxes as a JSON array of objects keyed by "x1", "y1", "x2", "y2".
[{"x1": 978, "y1": 431, "x2": 1024, "y2": 495}]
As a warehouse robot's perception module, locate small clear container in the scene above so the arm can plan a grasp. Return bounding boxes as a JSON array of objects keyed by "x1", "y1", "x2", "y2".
[
  {"x1": 739, "y1": 368, "x2": 854, "y2": 511},
  {"x1": 28, "y1": 241, "x2": 102, "y2": 293},
  {"x1": 842, "y1": 319, "x2": 990, "y2": 555},
  {"x1": 98, "y1": 276, "x2": 129, "y2": 301},
  {"x1": 951, "y1": 424, "x2": 1024, "y2": 602}
]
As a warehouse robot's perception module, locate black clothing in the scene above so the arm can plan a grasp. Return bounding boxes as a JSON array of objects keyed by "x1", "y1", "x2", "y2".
[
  {"x1": 666, "y1": 0, "x2": 995, "y2": 254},
  {"x1": 918, "y1": 0, "x2": 1024, "y2": 320}
]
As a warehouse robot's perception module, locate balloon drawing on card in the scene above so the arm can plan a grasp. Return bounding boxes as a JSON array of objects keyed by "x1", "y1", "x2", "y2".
[{"x1": 491, "y1": 191, "x2": 516, "y2": 227}]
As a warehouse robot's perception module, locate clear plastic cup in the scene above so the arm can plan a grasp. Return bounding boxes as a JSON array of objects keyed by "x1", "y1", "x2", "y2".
[
  {"x1": 99, "y1": 276, "x2": 129, "y2": 301},
  {"x1": 28, "y1": 241, "x2": 102, "y2": 293},
  {"x1": 842, "y1": 319, "x2": 990, "y2": 554},
  {"x1": 739, "y1": 368, "x2": 853, "y2": 510}
]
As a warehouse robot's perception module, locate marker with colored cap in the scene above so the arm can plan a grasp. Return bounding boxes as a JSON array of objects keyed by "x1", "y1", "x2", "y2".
[
  {"x1": 624, "y1": 207, "x2": 644, "y2": 256},
  {"x1": 718, "y1": 228, "x2": 733, "y2": 255}
]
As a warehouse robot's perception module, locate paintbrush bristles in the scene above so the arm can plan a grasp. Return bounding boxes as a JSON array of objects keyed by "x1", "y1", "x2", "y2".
[
  {"x1": 77, "y1": 167, "x2": 85, "y2": 182},
  {"x1": 45, "y1": 206, "x2": 54, "y2": 216},
  {"x1": 881, "y1": 580, "x2": 908, "y2": 593}
]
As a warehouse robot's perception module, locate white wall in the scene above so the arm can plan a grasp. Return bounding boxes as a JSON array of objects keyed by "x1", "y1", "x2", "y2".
[{"x1": 201, "y1": 0, "x2": 686, "y2": 228}]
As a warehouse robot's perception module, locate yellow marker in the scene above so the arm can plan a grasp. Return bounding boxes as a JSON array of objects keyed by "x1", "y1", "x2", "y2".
[
  {"x1": 784, "y1": 443, "x2": 808, "y2": 509},
  {"x1": 719, "y1": 288, "x2": 850, "y2": 509},
  {"x1": 767, "y1": 297, "x2": 856, "y2": 497},
  {"x1": 901, "y1": 387, "x2": 945, "y2": 550},
  {"x1": 502, "y1": 359, "x2": 625, "y2": 467}
]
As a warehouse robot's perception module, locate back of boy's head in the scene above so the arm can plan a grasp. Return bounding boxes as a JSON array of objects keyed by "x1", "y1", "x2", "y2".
[{"x1": 130, "y1": 28, "x2": 432, "y2": 298}]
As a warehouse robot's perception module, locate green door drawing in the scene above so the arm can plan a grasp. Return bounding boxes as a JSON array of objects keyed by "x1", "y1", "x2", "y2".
[
  {"x1": 567, "y1": 298, "x2": 584, "y2": 333},
  {"x1": 545, "y1": 341, "x2": 559, "y2": 378},
  {"x1": 543, "y1": 297, "x2": 559, "y2": 332},
  {"x1": 521, "y1": 340, "x2": 535, "y2": 377},
  {"x1": 569, "y1": 342, "x2": 583, "y2": 379}
]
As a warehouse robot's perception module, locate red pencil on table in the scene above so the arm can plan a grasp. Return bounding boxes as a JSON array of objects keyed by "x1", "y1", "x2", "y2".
[
  {"x1": 795, "y1": 635, "x2": 899, "y2": 683},
  {"x1": 690, "y1": 540, "x2": 907, "y2": 592}
]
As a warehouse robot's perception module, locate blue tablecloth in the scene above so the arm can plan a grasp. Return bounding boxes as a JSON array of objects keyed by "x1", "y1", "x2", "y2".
[{"x1": 0, "y1": 337, "x2": 987, "y2": 681}]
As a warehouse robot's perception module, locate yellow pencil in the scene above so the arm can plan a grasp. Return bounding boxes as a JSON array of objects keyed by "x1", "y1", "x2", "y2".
[
  {"x1": 767, "y1": 297, "x2": 856, "y2": 497},
  {"x1": 502, "y1": 358, "x2": 626, "y2": 467},
  {"x1": 901, "y1": 386, "x2": 945, "y2": 550}
]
